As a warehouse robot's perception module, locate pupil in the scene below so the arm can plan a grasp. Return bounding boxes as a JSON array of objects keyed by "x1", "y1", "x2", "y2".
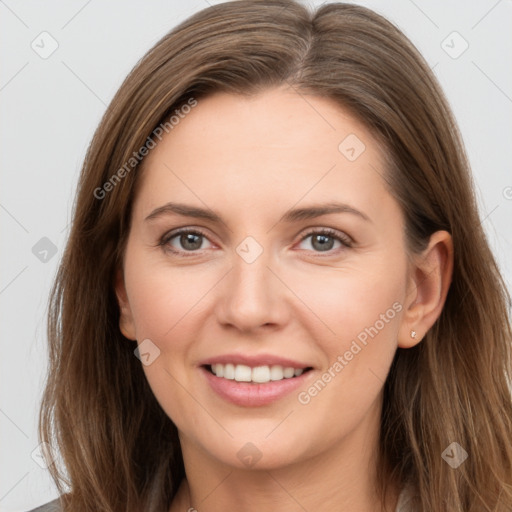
[
  {"x1": 313, "y1": 234, "x2": 333, "y2": 251},
  {"x1": 182, "y1": 233, "x2": 202, "y2": 250}
]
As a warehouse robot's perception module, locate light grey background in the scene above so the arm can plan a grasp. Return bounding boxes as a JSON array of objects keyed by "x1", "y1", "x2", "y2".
[{"x1": 1, "y1": 1, "x2": 511, "y2": 510}]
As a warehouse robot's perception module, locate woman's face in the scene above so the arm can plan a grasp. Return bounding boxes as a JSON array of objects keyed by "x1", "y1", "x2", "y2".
[{"x1": 116, "y1": 86, "x2": 416, "y2": 470}]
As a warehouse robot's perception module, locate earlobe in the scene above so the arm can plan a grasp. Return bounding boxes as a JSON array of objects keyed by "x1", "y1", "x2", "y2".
[
  {"x1": 114, "y1": 268, "x2": 137, "y2": 341},
  {"x1": 398, "y1": 230, "x2": 454, "y2": 348}
]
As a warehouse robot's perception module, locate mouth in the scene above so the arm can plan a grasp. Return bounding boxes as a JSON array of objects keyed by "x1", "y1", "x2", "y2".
[
  {"x1": 201, "y1": 363, "x2": 314, "y2": 407},
  {"x1": 203, "y1": 363, "x2": 314, "y2": 384}
]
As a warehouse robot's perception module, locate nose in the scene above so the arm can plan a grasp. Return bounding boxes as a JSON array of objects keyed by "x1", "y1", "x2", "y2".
[{"x1": 215, "y1": 244, "x2": 289, "y2": 333}]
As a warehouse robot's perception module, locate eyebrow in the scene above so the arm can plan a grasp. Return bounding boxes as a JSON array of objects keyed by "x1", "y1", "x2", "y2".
[{"x1": 144, "y1": 201, "x2": 372, "y2": 224}]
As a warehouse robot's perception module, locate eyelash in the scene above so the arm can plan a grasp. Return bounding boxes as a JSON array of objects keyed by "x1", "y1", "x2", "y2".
[{"x1": 158, "y1": 227, "x2": 353, "y2": 258}]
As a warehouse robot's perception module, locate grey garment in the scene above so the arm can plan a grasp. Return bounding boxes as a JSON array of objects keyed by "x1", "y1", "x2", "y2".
[
  {"x1": 26, "y1": 487, "x2": 417, "y2": 511},
  {"x1": 26, "y1": 498, "x2": 61, "y2": 512},
  {"x1": 395, "y1": 484, "x2": 419, "y2": 512}
]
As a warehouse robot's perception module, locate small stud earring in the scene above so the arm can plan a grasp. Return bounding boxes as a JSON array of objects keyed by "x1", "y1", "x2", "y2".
[{"x1": 410, "y1": 330, "x2": 417, "y2": 339}]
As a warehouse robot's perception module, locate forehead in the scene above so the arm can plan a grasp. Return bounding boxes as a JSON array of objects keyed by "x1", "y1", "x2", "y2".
[
  {"x1": 134, "y1": 87, "x2": 394, "y2": 224},
  {"x1": 149, "y1": 87, "x2": 378, "y2": 161}
]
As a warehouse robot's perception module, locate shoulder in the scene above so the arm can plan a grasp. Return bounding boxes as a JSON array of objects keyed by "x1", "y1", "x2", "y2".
[{"x1": 26, "y1": 497, "x2": 62, "y2": 512}]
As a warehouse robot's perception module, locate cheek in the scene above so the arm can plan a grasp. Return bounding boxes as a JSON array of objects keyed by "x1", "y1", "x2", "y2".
[
  {"x1": 125, "y1": 249, "x2": 214, "y2": 343},
  {"x1": 290, "y1": 268, "x2": 403, "y2": 436},
  {"x1": 283, "y1": 256, "x2": 405, "y2": 355},
  {"x1": 124, "y1": 260, "x2": 213, "y2": 425},
  {"x1": 126, "y1": 244, "x2": 405, "y2": 364}
]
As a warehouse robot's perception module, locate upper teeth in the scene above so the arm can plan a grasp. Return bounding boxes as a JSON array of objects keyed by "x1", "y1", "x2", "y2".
[{"x1": 211, "y1": 363, "x2": 304, "y2": 383}]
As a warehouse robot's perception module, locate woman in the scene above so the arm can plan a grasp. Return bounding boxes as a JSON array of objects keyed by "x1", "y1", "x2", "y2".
[{"x1": 32, "y1": 1, "x2": 512, "y2": 511}]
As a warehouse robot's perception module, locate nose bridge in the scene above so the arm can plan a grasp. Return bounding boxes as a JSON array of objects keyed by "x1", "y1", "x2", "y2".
[{"x1": 218, "y1": 235, "x2": 285, "y2": 330}]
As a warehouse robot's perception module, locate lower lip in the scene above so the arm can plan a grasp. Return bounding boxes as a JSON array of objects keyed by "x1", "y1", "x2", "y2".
[{"x1": 201, "y1": 366, "x2": 312, "y2": 407}]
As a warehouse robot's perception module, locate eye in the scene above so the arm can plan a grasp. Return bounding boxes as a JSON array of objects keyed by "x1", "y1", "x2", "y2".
[
  {"x1": 158, "y1": 227, "x2": 352, "y2": 257},
  {"x1": 159, "y1": 228, "x2": 213, "y2": 256},
  {"x1": 297, "y1": 228, "x2": 352, "y2": 254}
]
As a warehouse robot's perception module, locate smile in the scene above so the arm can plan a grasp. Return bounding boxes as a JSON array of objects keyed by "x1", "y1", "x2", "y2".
[
  {"x1": 208, "y1": 363, "x2": 311, "y2": 383},
  {"x1": 201, "y1": 364, "x2": 314, "y2": 407}
]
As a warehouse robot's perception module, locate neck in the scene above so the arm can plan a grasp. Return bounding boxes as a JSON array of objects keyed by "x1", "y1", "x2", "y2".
[{"x1": 169, "y1": 404, "x2": 400, "y2": 512}]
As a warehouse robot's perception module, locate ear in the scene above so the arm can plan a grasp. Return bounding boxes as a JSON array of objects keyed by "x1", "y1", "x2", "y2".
[
  {"x1": 398, "y1": 230, "x2": 454, "y2": 348},
  {"x1": 114, "y1": 267, "x2": 137, "y2": 341}
]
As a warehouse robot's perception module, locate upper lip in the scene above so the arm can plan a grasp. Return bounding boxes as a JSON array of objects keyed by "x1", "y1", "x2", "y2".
[{"x1": 199, "y1": 353, "x2": 313, "y2": 369}]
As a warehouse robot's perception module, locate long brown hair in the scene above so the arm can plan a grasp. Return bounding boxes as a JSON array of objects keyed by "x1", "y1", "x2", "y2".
[{"x1": 39, "y1": 1, "x2": 512, "y2": 510}]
